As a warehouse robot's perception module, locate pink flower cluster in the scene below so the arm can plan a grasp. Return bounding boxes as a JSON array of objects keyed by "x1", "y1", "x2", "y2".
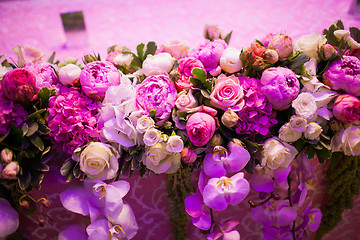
[{"x1": 47, "y1": 86, "x2": 100, "y2": 154}]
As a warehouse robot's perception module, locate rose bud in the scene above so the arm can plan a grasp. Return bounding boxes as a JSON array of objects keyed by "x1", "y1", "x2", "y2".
[
  {"x1": 181, "y1": 148, "x2": 197, "y2": 163},
  {"x1": 221, "y1": 109, "x2": 240, "y2": 128},
  {"x1": 268, "y1": 34, "x2": 294, "y2": 60},
  {"x1": 263, "y1": 49, "x2": 279, "y2": 64},
  {"x1": 2, "y1": 162, "x2": 20, "y2": 179},
  {"x1": 59, "y1": 64, "x2": 81, "y2": 86},
  {"x1": 220, "y1": 47, "x2": 242, "y2": 73},
  {"x1": 209, "y1": 133, "x2": 223, "y2": 148},
  {"x1": 333, "y1": 94, "x2": 360, "y2": 123},
  {"x1": 20, "y1": 200, "x2": 30, "y2": 211},
  {"x1": 1, "y1": 148, "x2": 13, "y2": 163},
  {"x1": 319, "y1": 44, "x2": 337, "y2": 60},
  {"x1": 42, "y1": 199, "x2": 51, "y2": 208}
]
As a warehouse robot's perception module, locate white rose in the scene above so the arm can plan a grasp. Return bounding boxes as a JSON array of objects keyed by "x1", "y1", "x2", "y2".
[
  {"x1": 334, "y1": 30, "x2": 360, "y2": 49},
  {"x1": 294, "y1": 33, "x2": 326, "y2": 60},
  {"x1": 340, "y1": 125, "x2": 360, "y2": 156},
  {"x1": 141, "y1": 53, "x2": 174, "y2": 76},
  {"x1": 279, "y1": 123, "x2": 302, "y2": 143},
  {"x1": 304, "y1": 122, "x2": 323, "y2": 140},
  {"x1": 166, "y1": 135, "x2": 184, "y2": 153},
  {"x1": 143, "y1": 128, "x2": 161, "y2": 146},
  {"x1": 160, "y1": 40, "x2": 188, "y2": 59},
  {"x1": 175, "y1": 90, "x2": 198, "y2": 112},
  {"x1": 79, "y1": 142, "x2": 119, "y2": 180},
  {"x1": 220, "y1": 47, "x2": 242, "y2": 74},
  {"x1": 100, "y1": 81, "x2": 142, "y2": 147},
  {"x1": 289, "y1": 116, "x2": 307, "y2": 132},
  {"x1": 59, "y1": 64, "x2": 82, "y2": 86},
  {"x1": 113, "y1": 53, "x2": 133, "y2": 66},
  {"x1": 292, "y1": 93, "x2": 318, "y2": 120},
  {"x1": 136, "y1": 115, "x2": 155, "y2": 133},
  {"x1": 143, "y1": 142, "x2": 181, "y2": 174},
  {"x1": 261, "y1": 137, "x2": 298, "y2": 169},
  {"x1": 0, "y1": 198, "x2": 19, "y2": 238}
]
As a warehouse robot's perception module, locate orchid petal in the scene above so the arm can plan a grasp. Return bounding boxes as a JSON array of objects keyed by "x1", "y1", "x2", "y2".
[
  {"x1": 203, "y1": 179, "x2": 227, "y2": 211},
  {"x1": 58, "y1": 225, "x2": 87, "y2": 240},
  {"x1": 86, "y1": 219, "x2": 110, "y2": 240},
  {"x1": 193, "y1": 214, "x2": 211, "y2": 230},
  {"x1": 251, "y1": 172, "x2": 274, "y2": 193},
  {"x1": 230, "y1": 177, "x2": 250, "y2": 206},
  {"x1": 277, "y1": 207, "x2": 297, "y2": 226},
  {"x1": 203, "y1": 153, "x2": 226, "y2": 178},
  {"x1": 60, "y1": 186, "x2": 89, "y2": 216},
  {"x1": 223, "y1": 230, "x2": 240, "y2": 240},
  {"x1": 227, "y1": 145, "x2": 250, "y2": 172},
  {"x1": 185, "y1": 192, "x2": 203, "y2": 218},
  {"x1": 273, "y1": 165, "x2": 291, "y2": 185},
  {"x1": 251, "y1": 205, "x2": 273, "y2": 226},
  {"x1": 113, "y1": 204, "x2": 139, "y2": 239}
]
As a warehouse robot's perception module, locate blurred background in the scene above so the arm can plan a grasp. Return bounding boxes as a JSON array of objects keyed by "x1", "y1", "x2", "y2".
[{"x1": 0, "y1": 0, "x2": 359, "y2": 239}]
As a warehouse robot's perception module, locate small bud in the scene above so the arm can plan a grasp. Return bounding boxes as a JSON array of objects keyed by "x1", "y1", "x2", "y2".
[
  {"x1": 330, "y1": 119, "x2": 341, "y2": 132},
  {"x1": 263, "y1": 49, "x2": 279, "y2": 64},
  {"x1": 83, "y1": 54, "x2": 96, "y2": 64},
  {"x1": 319, "y1": 44, "x2": 336, "y2": 60},
  {"x1": 181, "y1": 148, "x2": 197, "y2": 163},
  {"x1": 169, "y1": 70, "x2": 180, "y2": 82},
  {"x1": 1, "y1": 148, "x2": 13, "y2": 163},
  {"x1": 208, "y1": 134, "x2": 223, "y2": 148},
  {"x1": 2, "y1": 162, "x2": 19, "y2": 179},
  {"x1": 221, "y1": 109, "x2": 239, "y2": 128},
  {"x1": 42, "y1": 199, "x2": 51, "y2": 208},
  {"x1": 64, "y1": 57, "x2": 78, "y2": 65},
  {"x1": 268, "y1": 34, "x2": 294, "y2": 60},
  {"x1": 38, "y1": 217, "x2": 45, "y2": 227},
  {"x1": 163, "y1": 121, "x2": 172, "y2": 129},
  {"x1": 20, "y1": 200, "x2": 30, "y2": 210},
  {"x1": 149, "y1": 109, "x2": 156, "y2": 117}
]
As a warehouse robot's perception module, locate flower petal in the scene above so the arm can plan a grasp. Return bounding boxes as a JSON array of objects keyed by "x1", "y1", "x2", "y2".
[
  {"x1": 58, "y1": 225, "x2": 87, "y2": 240},
  {"x1": 60, "y1": 186, "x2": 89, "y2": 216},
  {"x1": 203, "y1": 153, "x2": 226, "y2": 178}
]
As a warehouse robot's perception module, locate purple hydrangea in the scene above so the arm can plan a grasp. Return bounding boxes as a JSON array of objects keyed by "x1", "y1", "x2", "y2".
[
  {"x1": 47, "y1": 86, "x2": 100, "y2": 154},
  {"x1": 25, "y1": 61, "x2": 59, "y2": 91},
  {"x1": 235, "y1": 77, "x2": 277, "y2": 137},
  {"x1": 0, "y1": 90, "x2": 28, "y2": 135}
]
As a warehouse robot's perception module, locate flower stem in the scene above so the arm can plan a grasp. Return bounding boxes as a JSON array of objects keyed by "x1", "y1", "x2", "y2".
[{"x1": 287, "y1": 175, "x2": 296, "y2": 240}]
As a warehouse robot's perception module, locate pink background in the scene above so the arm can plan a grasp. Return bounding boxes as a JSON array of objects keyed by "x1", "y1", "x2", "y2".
[{"x1": 1, "y1": 0, "x2": 360, "y2": 239}]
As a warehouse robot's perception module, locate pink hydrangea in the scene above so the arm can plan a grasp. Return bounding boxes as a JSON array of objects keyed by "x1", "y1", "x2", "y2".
[
  {"x1": 323, "y1": 56, "x2": 360, "y2": 96},
  {"x1": 80, "y1": 61, "x2": 121, "y2": 101},
  {"x1": 47, "y1": 86, "x2": 100, "y2": 154},
  {"x1": 235, "y1": 77, "x2": 277, "y2": 137},
  {"x1": 25, "y1": 61, "x2": 59, "y2": 91},
  {"x1": 136, "y1": 74, "x2": 177, "y2": 126}
]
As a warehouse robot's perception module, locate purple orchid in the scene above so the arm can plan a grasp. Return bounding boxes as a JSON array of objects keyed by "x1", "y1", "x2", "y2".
[
  {"x1": 203, "y1": 144, "x2": 250, "y2": 178},
  {"x1": 251, "y1": 200, "x2": 297, "y2": 227},
  {"x1": 296, "y1": 202, "x2": 322, "y2": 239},
  {"x1": 203, "y1": 172, "x2": 250, "y2": 211},
  {"x1": 184, "y1": 189, "x2": 211, "y2": 230},
  {"x1": 207, "y1": 220, "x2": 240, "y2": 240},
  {"x1": 262, "y1": 226, "x2": 293, "y2": 240},
  {"x1": 251, "y1": 165, "x2": 291, "y2": 193}
]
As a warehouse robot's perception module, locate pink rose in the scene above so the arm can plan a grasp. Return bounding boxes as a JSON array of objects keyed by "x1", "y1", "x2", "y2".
[
  {"x1": 175, "y1": 57, "x2": 205, "y2": 91},
  {"x1": 80, "y1": 61, "x2": 121, "y2": 101},
  {"x1": 1, "y1": 68, "x2": 36, "y2": 106},
  {"x1": 136, "y1": 74, "x2": 177, "y2": 126},
  {"x1": 269, "y1": 34, "x2": 294, "y2": 60},
  {"x1": 157, "y1": 40, "x2": 188, "y2": 59},
  {"x1": 260, "y1": 67, "x2": 300, "y2": 110},
  {"x1": 210, "y1": 74, "x2": 244, "y2": 111},
  {"x1": 186, "y1": 107, "x2": 217, "y2": 147},
  {"x1": 2, "y1": 162, "x2": 19, "y2": 179},
  {"x1": 333, "y1": 94, "x2": 360, "y2": 123},
  {"x1": 175, "y1": 90, "x2": 198, "y2": 112}
]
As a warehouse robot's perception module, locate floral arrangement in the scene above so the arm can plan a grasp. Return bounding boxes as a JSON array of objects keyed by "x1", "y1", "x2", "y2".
[{"x1": 1, "y1": 20, "x2": 360, "y2": 240}]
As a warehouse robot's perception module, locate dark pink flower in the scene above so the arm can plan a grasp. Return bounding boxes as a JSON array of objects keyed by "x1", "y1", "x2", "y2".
[
  {"x1": 175, "y1": 57, "x2": 205, "y2": 91},
  {"x1": 333, "y1": 94, "x2": 360, "y2": 123}
]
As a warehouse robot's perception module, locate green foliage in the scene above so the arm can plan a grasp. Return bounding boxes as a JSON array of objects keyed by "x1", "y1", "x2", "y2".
[
  {"x1": 189, "y1": 67, "x2": 212, "y2": 91},
  {"x1": 167, "y1": 167, "x2": 195, "y2": 240},
  {"x1": 223, "y1": 31, "x2": 233, "y2": 45},
  {"x1": 123, "y1": 41, "x2": 158, "y2": 73},
  {"x1": 323, "y1": 19, "x2": 345, "y2": 47},
  {"x1": 315, "y1": 155, "x2": 360, "y2": 239},
  {"x1": 350, "y1": 27, "x2": 360, "y2": 43}
]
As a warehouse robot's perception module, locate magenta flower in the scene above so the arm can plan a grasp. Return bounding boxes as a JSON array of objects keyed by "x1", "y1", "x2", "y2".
[
  {"x1": 332, "y1": 94, "x2": 360, "y2": 123},
  {"x1": 80, "y1": 61, "x2": 121, "y2": 101},
  {"x1": 175, "y1": 57, "x2": 205, "y2": 91},
  {"x1": 262, "y1": 226, "x2": 293, "y2": 240},
  {"x1": 203, "y1": 172, "x2": 250, "y2": 211},
  {"x1": 207, "y1": 220, "x2": 240, "y2": 240},
  {"x1": 203, "y1": 144, "x2": 250, "y2": 178},
  {"x1": 296, "y1": 202, "x2": 322, "y2": 237},
  {"x1": 251, "y1": 200, "x2": 297, "y2": 227},
  {"x1": 251, "y1": 165, "x2": 291, "y2": 193},
  {"x1": 25, "y1": 61, "x2": 59, "y2": 91},
  {"x1": 260, "y1": 67, "x2": 300, "y2": 110},
  {"x1": 0, "y1": 91, "x2": 27, "y2": 135},
  {"x1": 184, "y1": 190, "x2": 211, "y2": 230},
  {"x1": 136, "y1": 74, "x2": 177, "y2": 126},
  {"x1": 189, "y1": 39, "x2": 227, "y2": 71},
  {"x1": 323, "y1": 56, "x2": 360, "y2": 96},
  {"x1": 47, "y1": 86, "x2": 100, "y2": 154}
]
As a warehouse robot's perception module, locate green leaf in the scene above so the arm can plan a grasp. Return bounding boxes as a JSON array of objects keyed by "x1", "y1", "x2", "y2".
[
  {"x1": 60, "y1": 159, "x2": 76, "y2": 176},
  {"x1": 30, "y1": 136, "x2": 44, "y2": 151},
  {"x1": 293, "y1": 139, "x2": 306, "y2": 152},
  {"x1": 144, "y1": 41, "x2": 157, "y2": 59},
  {"x1": 37, "y1": 87, "x2": 51, "y2": 108},
  {"x1": 191, "y1": 67, "x2": 207, "y2": 82},
  {"x1": 224, "y1": 31, "x2": 233, "y2": 45},
  {"x1": 30, "y1": 163, "x2": 49, "y2": 172},
  {"x1": 0, "y1": 131, "x2": 9, "y2": 143},
  {"x1": 18, "y1": 170, "x2": 31, "y2": 190},
  {"x1": 335, "y1": 19, "x2": 344, "y2": 30},
  {"x1": 6, "y1": 125, "x2": 23, "y2": 148},
  {"x1": 350, "y1": 27, "x2": 360, "y2": 44},
  {"x1": 73, "y1": 164, "x2": 82, "y2": 178},
  {"x1": 200, "y1": 89, "x2": 210, "y2": 98},
  {"x1": 288, "y1": 54, "x2": 310, "y2": 70},
  {"x1": 31, "y1": 172, "x2": 44, "y2": 189},
  {"x1": 66, "y1": 172, "x2": 75, "y2": 182},
  {"x1": 26, "y1": 109, "x2": 46, "y2": 122},
  {"x1": 47, "y1": 51, "x2": 56, "y2": 64},
  {"x1": 37, "y1": 123, "x2": 51, "y2": 135},
  {"x1": 315, "y1": 147, "x2": 331, "y2": 164},
  {"x1": 306, "y1": 145, "x2": 316, "y2": 159},
  {"x1": 329, "y1": 151, "x2": 343, "y2": 171},
  {"x1": 136, "y1": 43, "x2": 145, "y2": 62}
]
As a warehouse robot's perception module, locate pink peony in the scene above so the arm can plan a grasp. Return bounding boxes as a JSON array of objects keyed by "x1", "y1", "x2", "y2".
[
  {"x1": 268, "y1": 34, "x2": 294, "y2": 60},
  {"x1": 1, "y1": 68, "x2": 36, "y2": 106},
  {"x1": 333, "y1": 94, "x2": 360, "y2": 123},
  {"x1": 323, "y1": 56, "x2": 360, "y2": 96},
  {"x1": 136, "y1": 74, "x2": 177, "y2": 126},
  {"x1": 25, "y1": 61, "x2": 59, "y2": 91},
  {"x1": 175, "y1": 57, "x2": 205, "y2": 91},
  {"x1": 80, "y1": 61, "x2": 121, "y2": 101},
  {"x1": 210, "y1": 74, "x2": 244, "y2": 111},
  {"x1": 260, "y1": 67, "x2": 300, "y2": 110},
  {"x1": 186, "y1": 107, "x2": 217, "y2": 147}
]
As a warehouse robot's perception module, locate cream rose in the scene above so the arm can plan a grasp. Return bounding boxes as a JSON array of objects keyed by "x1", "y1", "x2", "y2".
[
  {"x1": 175, "y1": 90, "x2": 198, "y2": 112},
  {"x1": 289, "y1": 116, "x2": 307, "y2": 132},
  {"x1": 279, "y1": 123, "x2": 302, "y2": 143},
  {"x1": 292, "y1": 93, "x2": 318, "y2": 120},
  {"x1": 141, "y1": 53, "x2": 174, "y2": 76},
  {"x1": 142, "y1": 142, "x2": 181, "y2": 174},
  {"x1": 143, "y1": 128, "x2": 161, "y2": 146},
  {"x1": 261, "y1": 137, "x2": 298, "y2": 169},
  {"x1": 166, "y1": 135, "x2": 184, "y2": 153},
  {"x1": 334, "y1": 30, "x2": 360, "y2": 49},
  {"x1": 136, "y1": 115, "x2": 155, "y2": 133},
  {"x1": 79, "y1": 142, "x2": 119, "y2": 180},
  {"x1": 220, "y1": 47, "x2": 242, "y2": 74},
  {"x1": 294, "y1": 33, "x2": 326, "y2": 60},
  {"x1": 113, "y1": 53, "x2": 133, "y2": 66},
  {"x1": 304, "y1": 122, "x2": 323, "y2": 140},
  {"x1": 340, "y1": 125, "x2": 360, "y2": 156},
  {"x1": 59, "y1": 64, "x2": 82, "y2": 86}
]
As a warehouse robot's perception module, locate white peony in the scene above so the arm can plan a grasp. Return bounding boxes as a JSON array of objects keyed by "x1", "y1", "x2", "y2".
[
  {"x1": 220, "y1": 47, "x2": 242, "y2": 73},
  {"x1": 289, "y1": 116, "x2": 307, "y2": 132},
  {"x1": 79, "y1": 142, "x2": 119, "y2": 180},
  {"x1": 0, "y1": 198, "x2": 19, "y2": 238},
  {"x1": 142, "y1": 142, "x2": 181, "y2": 174},
  {"x1": 59, "y1": 64, "x2": 82, "y2": 86},
  {"x1": 166, "y1": 135, "x2": 184, "y2": 153},
  {"x1": 304, "y1": 122, "x2": 323, "y2": 140},
  {"x1": 136, "y1": 115, "x2": 155, "y2": 133},
  {"x1": 279, "y1": 123, "x2": 302, "y2": 143},
  {"x1": 292, "y1": 93, "x2": 318, "y2": 120},
  {"x1": 143, "y1": 128, "x2": 161, "y2": 146},
  {"x1": 113, "y1": 53, "x2": 133, "y2": 66},
  {"x1": 141, "y1": 53, "x2": 174, "y2": 76},
  {"x1": 294, "y1": 33, "x2": 326, "y2": 60},
  {"x1": 261, "y1": 137, "x2": 298, "y2": 169}
]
